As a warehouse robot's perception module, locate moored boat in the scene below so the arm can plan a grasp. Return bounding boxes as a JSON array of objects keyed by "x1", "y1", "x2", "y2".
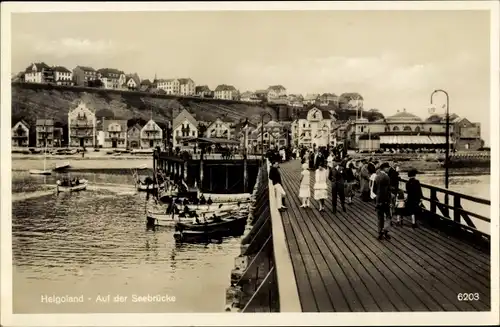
[
  {"x1": 173, "y1": 214, "x2": 248, "y2": 242},
  {"x1": 29, "y1": 169, "x2": 52, "y2": 175},
  {"x1": 147, "y1": 208, "x2": 249, "y2": 227},
  {"x1": 137, "y1": 182, "x2": 165, "y2": 191},
  {"x1": 56, "y1": 179, "x2": 88, "y2": 193},
  {"x1": 54, "y1": 161, "x2": 71, "y2": 171},
  {"x1": 199, "y1": 193, "x2": 251, "y2": 203}
]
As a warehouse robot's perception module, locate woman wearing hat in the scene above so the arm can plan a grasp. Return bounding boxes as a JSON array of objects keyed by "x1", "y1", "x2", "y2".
[{"x1": 405, "y1": 168, "x2": 423, "y2": 228}]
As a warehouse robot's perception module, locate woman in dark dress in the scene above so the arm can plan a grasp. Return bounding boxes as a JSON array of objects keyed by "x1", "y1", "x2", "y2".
[{"x1": 405, "y1": 168, "x2": 423, "y2": 228}]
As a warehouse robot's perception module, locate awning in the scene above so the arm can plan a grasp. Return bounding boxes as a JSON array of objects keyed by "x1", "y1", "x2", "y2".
[{"x1": 380, "y1": 135, "x2": 447, "y2": 145}]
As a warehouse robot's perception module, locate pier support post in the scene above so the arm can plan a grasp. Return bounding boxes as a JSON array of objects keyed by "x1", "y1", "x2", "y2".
[
  {"x1": 225, "y1": 166, "x2": 229, "y2": 190},
  {"x1": 200, "y1": 149, "x2": 204, "y2": 191},
  {"x1": 183, "y1": 161, "x2": 188, "y2": 183},
  {"x1": 243, "y1": 151, "x2": 248, "y2": 193}
]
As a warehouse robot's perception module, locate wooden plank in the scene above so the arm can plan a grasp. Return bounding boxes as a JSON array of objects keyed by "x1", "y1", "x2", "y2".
[
  {"x1": 284, "y1": 182, "x2": 360, "y2": 311},
  {"x1": 351, "y1": 202, "x2": 488, "y2": 311},
  {"x1": 277, "y1": 160, "x2": 490, "y2": 312}
]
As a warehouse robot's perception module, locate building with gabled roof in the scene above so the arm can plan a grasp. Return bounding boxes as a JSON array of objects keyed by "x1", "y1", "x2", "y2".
[
  {"x1": 205, "y1": 118, "x2": 232, "y2": 140},
  {"x1": 24, "y1": 62, "x2": 51, "y2": 83},
  {"x1": 195, "y1": 85, "x2": 212, "y2": 98},
  {"x1": 127, "y1": 123, "x2": 143, "y2": 149},
  {"x1": 140, "y1": 119, "x2": 163, "y2": 149},
  {"x1": 52, "y1": 66, "x2": 73, "y2": 86},
  {"x1": 126, "y1": 73, "x2": 141, "y2": 90},
  {"x1": 12, "y1": 120, "x2": 30, "y2": 147},
  {"x1": 172, "y1": 109, "x2": 198, "y2": 147},
  {"x1": 68, "y1": 101, "x2": 97, "y2": 148},
  {"x1": 178, "y1": 78, "x2": 196, "y2": 96},
  {"x1": 291, "y1": 106, "x2": 336, "y2": 148},
  {"x1": 102, "y1": 119, "x2": 128, "y2": 148}
]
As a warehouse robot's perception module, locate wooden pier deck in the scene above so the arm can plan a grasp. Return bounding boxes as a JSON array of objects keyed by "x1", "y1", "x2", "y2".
[{"x1": 277, "y1": 160, "x2": 490, "y2": 312}]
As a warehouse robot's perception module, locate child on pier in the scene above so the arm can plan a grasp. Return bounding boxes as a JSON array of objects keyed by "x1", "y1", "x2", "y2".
[
  {"x1": 405, "y1": 168, "x2": 423, "y2": 228},
  {"x1": 299, "y1": 163, "x2": 311, "y2": 208},
  {"x1": 392, "y1": 188, "x2": 406, "y2": 226},
  {"x1": 314, "y1": 160, "x2": 328, "y2": 212}
]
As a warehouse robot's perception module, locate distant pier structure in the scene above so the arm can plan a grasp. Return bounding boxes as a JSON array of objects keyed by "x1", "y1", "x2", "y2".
[{"x1": 153, "y1": 138, "x2": 262, "y2": 194}]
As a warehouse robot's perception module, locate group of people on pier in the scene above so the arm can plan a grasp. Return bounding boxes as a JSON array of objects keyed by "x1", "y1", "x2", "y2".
[{"x1": 268, "y1": 144, "x2": 424, "y2": 241}]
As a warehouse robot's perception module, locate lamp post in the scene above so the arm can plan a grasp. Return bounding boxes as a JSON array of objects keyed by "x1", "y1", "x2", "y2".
[
  {"x1": 261, "y1": 112, "x2": 272, "y2": 161},
  {"x1": 430, "y1": 89, "x2": 450, "y2": 204}
]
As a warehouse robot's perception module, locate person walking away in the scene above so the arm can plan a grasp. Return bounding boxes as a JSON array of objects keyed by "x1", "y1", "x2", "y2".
[
  {"x1": 314, "y1": 160, "x2": 328, "y2": 212},
  {"x1": 308, "y1": 149, "x2": 315, "y2": 170},
  {"x1": 344, "y1": 161, "x2": 355, "y2": 204},
  {"x1": 405, "y1": 168, "x2": 423, "y2": 228},
  {"x1": 368, "y1": 164, "x2": 377, "y2": 201},
  {"x1": 299, "y1": 163, "x2": 311, "y2": 208},
  {"x1": 393, "y1": 188, "x2": 406, "y2": 226},
  {"x1": 329, "y1": 161, "x2": 346, "y2": 213},
  {"x1": 359, "y1": 159, "x2": 370, "y2": 201},
  {"x1": 269, "y1": 160, "x2": 287, "y2": 211},
  {"x1": 375, "y1": 162, "x2": 392, "y2": 240}
]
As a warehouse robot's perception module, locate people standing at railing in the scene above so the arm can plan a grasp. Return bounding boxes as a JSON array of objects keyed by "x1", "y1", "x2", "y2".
[
  {"x1": 329, "y1": 160, "x2": 346, "y2": 213},
  {"x1": 299, "y1": 163, "x2": 311, "y2": 208},
  {"x1": 375, "y1": 162, "x2": 392, "y2": 240},
  {"x1": 314, "y1": 159, "x2": 328, "y2": 212},
  {"x1": 405, "y1": 168, "x2": 423, "y2": 229},
  {"x1": 269, "y1": 160, "x2": 287, "y2": 211}
]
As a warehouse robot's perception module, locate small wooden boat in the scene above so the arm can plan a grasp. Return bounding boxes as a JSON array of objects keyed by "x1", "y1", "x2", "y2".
[
  {"x1": 56, "y1": 179, "x2": 88, "y2": 193},
  {"x1": 54, "y1": 161, "x2": 71, "y2": 171},
  {"x1": 173, "y1": 215, "x2": 248, "y2": 242},
  {"x1": 184, "y1": 202, "x2": 251, "y2": 212},
  {"x1": 137, "y1": 182, "x2": 165, "y2": 191},
  {"x1": 200, "y1": 193, "x2": 252, "y2": 203},
  {"x1": 29, "y1": 169, "x2": 52, "y2": 175},
  {"x1": 147, "y1": 208, "x2": 249, "y2": 227}
]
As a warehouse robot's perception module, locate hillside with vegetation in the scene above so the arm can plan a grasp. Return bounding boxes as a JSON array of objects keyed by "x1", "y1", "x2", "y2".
[{"x1": 11, "y1": 83, "x2": 278, "y2": 129}]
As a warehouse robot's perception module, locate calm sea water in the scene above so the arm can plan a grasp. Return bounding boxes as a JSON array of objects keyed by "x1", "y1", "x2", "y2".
[{"x1": 11, "y1": 171, "x2": 242, "y2": 313}]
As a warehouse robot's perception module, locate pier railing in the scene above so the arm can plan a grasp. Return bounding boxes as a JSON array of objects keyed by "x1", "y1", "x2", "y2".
[
  {"x1": 226, "y1": 160, "x2": 301, "y2": 312},
  {"x1": 399, "y1": 178, "x2": 490, "y2": 249}
]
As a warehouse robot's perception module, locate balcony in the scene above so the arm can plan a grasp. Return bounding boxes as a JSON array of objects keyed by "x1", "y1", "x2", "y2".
[{"x1": 70, "y1": 131, "x2": 93, "y2": 138}]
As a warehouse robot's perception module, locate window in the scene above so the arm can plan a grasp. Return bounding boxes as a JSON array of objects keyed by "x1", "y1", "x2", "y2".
[
  {"x1": 384, "y1": 127, "x2": 389, "y2": 132},
  {"x1": 393, "y1": 126, "x2": 400, "y2": 131},
  {"x1": 415, "y1": 126, "x2": 421, "y2": 133},
  {"x1": 403, "y1": 126, "x2": 412, "y2": 131}
]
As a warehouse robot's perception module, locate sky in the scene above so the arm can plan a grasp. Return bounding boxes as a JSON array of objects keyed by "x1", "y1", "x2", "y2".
[{"x1": 10, "y1": 10, "x2": 492, "y2": 144}]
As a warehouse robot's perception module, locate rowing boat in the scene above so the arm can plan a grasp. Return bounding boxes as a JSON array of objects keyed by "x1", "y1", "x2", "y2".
[
  {"x1": 29, "y1": 169, "x2": 52, "y2": 175},
  {"x1": 56, "y1": 179, "x2": 88, "y2": 193},
  {"x1": 146, "y1": 208, "x2": 249, "y2": 227},
  {"x1": 173, "y1": 215, "x2": 248, "y2": 242}
]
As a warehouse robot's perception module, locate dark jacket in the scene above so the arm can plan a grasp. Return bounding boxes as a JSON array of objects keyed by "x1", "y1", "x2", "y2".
[
  {"x1": 345, "y1": 168, "x2": 355, "y2": 183},
  {"x1": 269, "y1": 166, "x2": 282, "y2": 185},
  {"x1": 406, "y1": 178, "x2": 423, "y2": 205},
  {"x1": 374, "y1": 171, "x2": 391, "y2": 205},
  {"x1": 329, "y1": 166, "x2": 345, "y2": 186},
  {"x1": 388, "y1": 167, "x2": 400, "y2": 193}
]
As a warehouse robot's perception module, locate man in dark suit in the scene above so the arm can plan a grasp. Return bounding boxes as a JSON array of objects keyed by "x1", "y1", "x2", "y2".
[
  {"x1": 329, "y1": 162, "x2": 346, "y2": 213},
  {"x1": 375, "y1": 162, "x2": 392, "y2": 240}
]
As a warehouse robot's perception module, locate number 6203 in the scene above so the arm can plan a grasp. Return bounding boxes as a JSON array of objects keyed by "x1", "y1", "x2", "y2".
[{"x1": 457, "y1": 293, "x2": 479, "y2": 301}]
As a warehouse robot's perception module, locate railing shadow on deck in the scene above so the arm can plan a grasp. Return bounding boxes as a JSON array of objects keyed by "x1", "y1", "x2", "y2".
[
  {"x1": 399, "y1": 178, "x2": 490, "y2": 252},
  {"x1": 225, "y1": 160, "x2": 301, "y2": 312}
]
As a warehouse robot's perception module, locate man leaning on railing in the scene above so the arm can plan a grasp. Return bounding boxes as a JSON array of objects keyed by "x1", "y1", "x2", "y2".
[{"x1": 269, "y1": 160, "x2": 287, "y2": 211}]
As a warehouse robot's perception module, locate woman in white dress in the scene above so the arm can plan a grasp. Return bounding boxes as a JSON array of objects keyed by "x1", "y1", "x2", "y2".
[
  {"x1": 314, "y1": 160, "x2": 328, "y2": 212},
  {"x1": 299, "y1": 163, "x2": 311, "y2": 208}
]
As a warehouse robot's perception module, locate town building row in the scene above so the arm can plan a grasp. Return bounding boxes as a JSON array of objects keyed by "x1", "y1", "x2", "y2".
[{"x1": 13, "y1": 63, "x2": 364, "y2": 106}]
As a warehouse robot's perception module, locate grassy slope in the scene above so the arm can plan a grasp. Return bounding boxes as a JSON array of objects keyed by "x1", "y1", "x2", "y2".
[{"x1": 11, "y1": 83, "x2": 278, "y2": 128}]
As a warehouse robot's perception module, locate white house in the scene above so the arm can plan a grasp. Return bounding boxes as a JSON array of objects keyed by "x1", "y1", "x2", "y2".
[
  {"x1": 11, "y1": 120, "x2": 30, "y2": 147},
  {"x1": 214, "y1": 84, "x2": 238, "y2": 100},
  {"x1": 24, "y1": 62, "x2": 51, "y2": 83},
  {"x1": 53, "y1": 66, "x2": 73, "y2": 85},
  {"x1": 172, "y1": 109, "x2": 198, "y2": 147},
  {"x1": 157, "y1": 79, "x2": 180, "y2": 95},
  {"x1": 267, "y1": 85, "x2": 287, "y2": 101},
  {"x1": 179, "y1": 78, "x2": 196, "y2": 96},
  {"x1": 291, "y1": 106, "x2": 335, "y2": 148},
  {"x1": 140, "y1": 120, "x2": 163, "y2": 149},
  {"x1": 205, "y1": 118, "x2": 232, "y2": 139},
  {"x1": 68, "y1": 102, "x2": 97, "y2": 148},
  {"x1": 103, "y1": 119, "x2": 128, "y2": 148}
]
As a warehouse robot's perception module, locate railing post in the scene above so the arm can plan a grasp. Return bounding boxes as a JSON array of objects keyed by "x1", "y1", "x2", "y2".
[
  {"x1": 430, "y1": 189, "x2": 437, "y2": 214},
  {"x1": 453, "y1": 196, "x2": 461, "y2": 224}
]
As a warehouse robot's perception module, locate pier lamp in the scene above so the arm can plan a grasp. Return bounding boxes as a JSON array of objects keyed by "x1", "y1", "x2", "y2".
[
  {"x1": 260, "y1": 112, "x2": 273, "y2": 161},
  {"x1": 430, "y1": 89, "x2": 450, "y2": 205}
]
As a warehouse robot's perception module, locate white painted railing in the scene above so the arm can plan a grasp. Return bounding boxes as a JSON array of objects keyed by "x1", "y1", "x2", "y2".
[{"x1": 266, "y1": 160, "x2": 302, "y2": 312}]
